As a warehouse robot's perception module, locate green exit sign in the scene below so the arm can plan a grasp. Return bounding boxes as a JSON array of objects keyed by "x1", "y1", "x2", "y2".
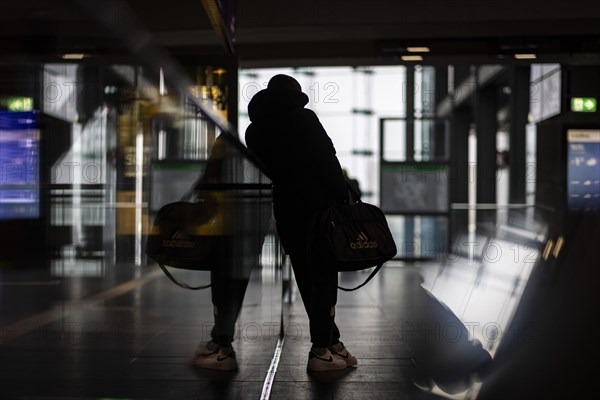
[
  {"x1": 571, "y1": 97, "x2": 597, "y2": 112},
  {"x1": 6, "y1": 97, "x2": 33, "y2": 112}
]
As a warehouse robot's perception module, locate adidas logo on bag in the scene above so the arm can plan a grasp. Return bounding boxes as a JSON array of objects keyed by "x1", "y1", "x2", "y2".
[
  {"x1": 162, "y1": 231, "x2": 195, "y2": 248},
  {"x1": 350, "y1": 232, "x2": 378, "y2": 249}
]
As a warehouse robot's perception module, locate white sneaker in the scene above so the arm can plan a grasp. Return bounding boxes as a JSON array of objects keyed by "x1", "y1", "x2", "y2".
[
  {"x1": 307, "y1": 349, "x2": 347, "y2": 372},
  {"x1": 192, "y1": 341, "x2": 238, "y2": 371},
  {"x1": 329, "y1": 341, "x2": 357, "y2": 367}
]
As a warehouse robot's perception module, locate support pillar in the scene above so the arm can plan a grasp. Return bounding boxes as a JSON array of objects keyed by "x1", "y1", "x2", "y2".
[
  {"x1": 475, "y1": 85, "x2": 498, "y2": 204},
  {"x1": 509, "y1": 66, "x2": 530, "y2": 204}
]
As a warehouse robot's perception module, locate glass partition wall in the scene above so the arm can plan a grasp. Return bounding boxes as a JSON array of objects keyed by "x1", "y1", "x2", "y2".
[{"x1": 0, "y1": 2, "x2": 284, "y2": 398}]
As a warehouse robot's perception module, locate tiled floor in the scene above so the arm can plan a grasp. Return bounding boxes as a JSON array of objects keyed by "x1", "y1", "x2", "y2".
[{"x1": 1, "y1": 260, "x2": 493, "y2": 400}]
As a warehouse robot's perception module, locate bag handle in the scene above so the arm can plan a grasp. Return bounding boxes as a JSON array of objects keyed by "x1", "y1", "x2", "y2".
[
  {"x1": 336, "y1": 263, "x2": 384, "y2": 292},
  {"x1": 345, "y1": 180, "x2": 362, "y2": 204},
  {"x1": 158, "y1": 263, "x2": 214, "y2": 290}
]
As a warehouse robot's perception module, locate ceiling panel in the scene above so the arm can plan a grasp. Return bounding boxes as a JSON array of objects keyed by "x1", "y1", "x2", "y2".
[{"x1": 0, "y1": 0, "x2": 598, "y2": 67}]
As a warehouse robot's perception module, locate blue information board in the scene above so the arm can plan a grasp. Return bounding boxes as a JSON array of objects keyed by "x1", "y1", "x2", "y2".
[
  {"x1": 567, "y1": 129, "x2": 600, "y2": 213},
  {"x1": 0, "y1": 111, "x2": 40, "y2": 219}
]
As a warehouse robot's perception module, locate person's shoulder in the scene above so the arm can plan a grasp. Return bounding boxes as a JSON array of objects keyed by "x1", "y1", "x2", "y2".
[
  {"x1": 293, "y1": 108, "x2": 323, "y2": 128},
  {"x1": 296, "y1": 108, "x2": 318, "y2": 119}
]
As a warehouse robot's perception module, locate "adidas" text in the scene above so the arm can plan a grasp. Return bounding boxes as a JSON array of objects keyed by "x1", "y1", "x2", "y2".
[
  {"x1": 350, "y1": 232, "x2": 378, "y2": 249},
  {"x1": 162, "y1": 239, "x2": 195, "y2": 248}
]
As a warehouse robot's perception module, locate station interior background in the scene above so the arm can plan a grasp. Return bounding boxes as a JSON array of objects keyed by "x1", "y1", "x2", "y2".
[{"x1": 0, "y1": 1, "x2": 599, "y2": 399}]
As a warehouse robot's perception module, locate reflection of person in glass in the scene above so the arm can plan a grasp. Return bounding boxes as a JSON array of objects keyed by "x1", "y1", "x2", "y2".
[
  {"x1": 191, "y1": 134, "x2": 269, "y2": 371},
  {"x1": 245, "y1": 74, "x2": 356, "y2": 371}
]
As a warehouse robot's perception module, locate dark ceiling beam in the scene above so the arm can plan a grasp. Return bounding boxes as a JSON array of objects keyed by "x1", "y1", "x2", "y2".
[{"x1": 200, "y1": 0, "x2": 235, "y2": 54}]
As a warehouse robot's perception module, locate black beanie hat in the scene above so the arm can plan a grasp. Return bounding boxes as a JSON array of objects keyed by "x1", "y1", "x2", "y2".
[{"x1": 267, "y1": 74, "x2": 302, "y2": 92}]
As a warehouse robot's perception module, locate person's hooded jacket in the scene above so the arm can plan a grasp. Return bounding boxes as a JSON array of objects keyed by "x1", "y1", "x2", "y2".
[{"x1": 245, "y1": 87, "x2": 347, "y2": 222}]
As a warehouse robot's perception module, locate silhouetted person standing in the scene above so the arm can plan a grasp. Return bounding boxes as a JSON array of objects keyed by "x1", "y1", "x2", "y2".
[{"x1": 245, "y1": 74, "x2": 356, "y2": 371}]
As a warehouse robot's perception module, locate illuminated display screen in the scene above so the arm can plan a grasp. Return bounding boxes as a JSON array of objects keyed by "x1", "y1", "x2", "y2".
[
  {"x1": 0, "y1": 111, "x2": 40, "y2": 219},
  {"x1": 567, "y1": 129, "x2": 600, "y2": 213}
]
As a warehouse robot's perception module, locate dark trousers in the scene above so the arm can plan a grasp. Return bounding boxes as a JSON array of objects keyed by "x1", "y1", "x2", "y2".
[
  {"x1": 276, "y1": 216, "x2": 340, "y2": 348},
  {"x1": 205, "y1": 196, "x2": 272, "y2": 347},
  {"x1": 210, "y1": 276, "x2": 250, "y2": 347},
  {"x1": 208, "y1": 236, "x2": 251, "y2": 347}
]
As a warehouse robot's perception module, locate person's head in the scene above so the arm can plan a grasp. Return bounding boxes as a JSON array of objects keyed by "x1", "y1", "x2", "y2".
[{"x1": 267, "y1": 74, "x2": 302, "y2": 92}]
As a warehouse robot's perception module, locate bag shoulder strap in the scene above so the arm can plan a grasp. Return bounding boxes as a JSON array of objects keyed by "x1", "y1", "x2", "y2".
[
  {"x1": 345, "y1": 180, "x2": 362, "y2": 204},
  {"x1": 158, "y1": 263, "x2": 213, "y2": 290},
  {"x1": 337, "y1": 263, "x2": 384, "y2": 292}
]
